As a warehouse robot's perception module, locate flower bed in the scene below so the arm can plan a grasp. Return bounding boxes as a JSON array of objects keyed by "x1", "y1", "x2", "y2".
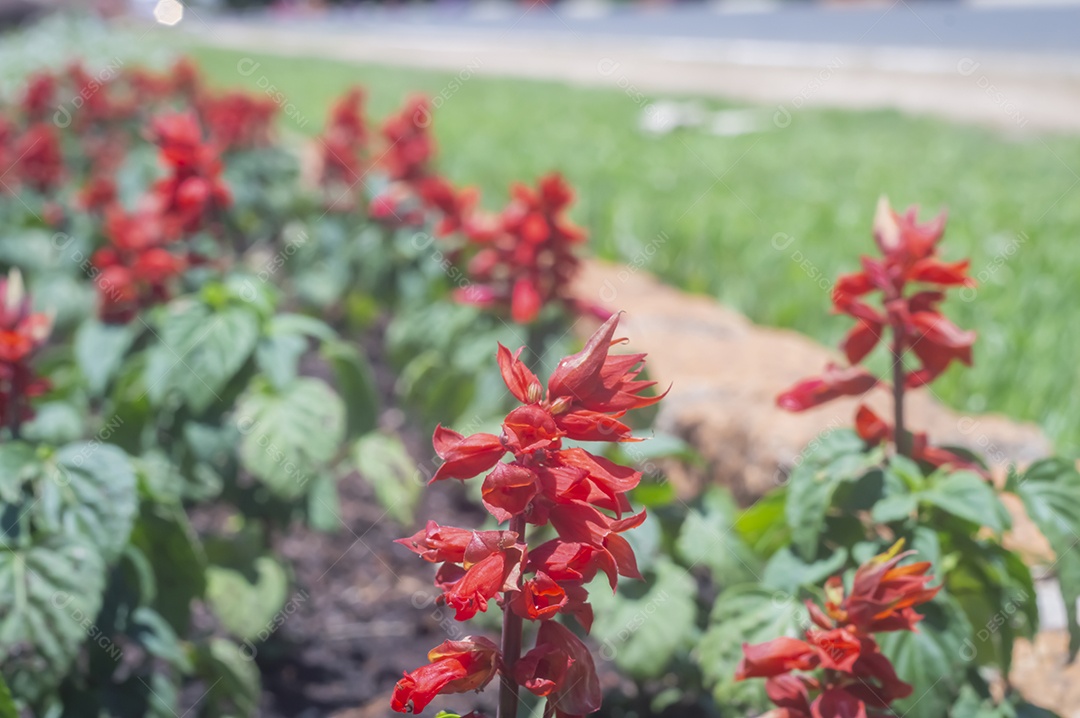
[{"x1": 0, "y1": 50, "x2": 1075, "y2": 718}]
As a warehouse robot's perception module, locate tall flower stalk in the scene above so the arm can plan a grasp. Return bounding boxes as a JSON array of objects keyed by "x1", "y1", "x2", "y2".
[
  {"x1": 392, "y1": 313, "x2": 665, "y2": 717},
  {"x1": 777, "y1": 197, "x2": 978, "y2": 469}
]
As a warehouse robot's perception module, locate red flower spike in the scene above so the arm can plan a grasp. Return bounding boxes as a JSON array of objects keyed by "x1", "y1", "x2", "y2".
[
  {"x1": 391, "y1": 637, "x2": 499, "y2": 714},
  {"x1": 452, "y1": 172, "x2": 608, "y2": 323},
  {"x1": 737, "y1": 543, "x2": 937, "y2": 718},
  {"x1": 778, "y1": 197, "x2": 979, "y2": 467},
  {"x1": 396, "y1": 314, "x2": 660, "y2": 715}
]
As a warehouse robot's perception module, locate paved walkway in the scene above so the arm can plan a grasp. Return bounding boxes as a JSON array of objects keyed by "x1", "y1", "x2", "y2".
[{"x1": 186, "y1": 6, "x2": 1080, "y2": 134}]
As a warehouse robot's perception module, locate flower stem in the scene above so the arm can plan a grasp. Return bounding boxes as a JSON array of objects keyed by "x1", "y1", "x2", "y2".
[
  {"x1": 891, "y1": 330, "x2": 909, "y2": 458},
  {"x1": 498, "y1": 515, "x2": 527, "y2": 718}
]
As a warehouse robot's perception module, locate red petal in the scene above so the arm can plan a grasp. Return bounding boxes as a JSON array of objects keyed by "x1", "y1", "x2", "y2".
[
  {"x1": 431, "y1": 426, "x2": 505, "y2": 482},
  {"x1": 497, "y1": 343, "x2": 542, "y2": 404},
  {"x1": 736, "y1": 637, "x2": 819, "y2": 679},
  {"x1": 481, "y1": 463, "x2": 539, "y2": 523},
  {"x1": 841, "y1": 321, "x2": 883, "y2": 365}
]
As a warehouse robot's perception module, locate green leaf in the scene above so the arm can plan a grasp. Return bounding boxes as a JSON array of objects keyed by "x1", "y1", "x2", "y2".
[
  {"x1": 589, "y1": 556, "x2": 698, "y2": 680},
  {"x1": 761, "y1": 546, "x2": 847, "y2": 594},
  {"x1": 129, "y1": 504, "x2": 206, "y2": 634},
  {"x1": 38, "y1": 443, "x2": 138, "y2": 563},
  {"x1": 323, "y1": 341, "x2": 380, "y2": 439},
  {"x1": 676, "y1": 487, "x2": 760, "y2": 586},
  {"x1": 734, "y1": 489, "x2": 792, "y2": 557},
  {"x1": 887, "y1": 453, "x2": 929, "y2": 491},
  {"x1": 0, "y1": 538, "x2": 107, "y2": 704},
  {"x1": 351, "y1": 432, "x2": 420, "y2": 526},
  {"x1": 255, "y1": 332, "x2": 307, "y2": 391},
  {"x1": 784, "y1": 429, "x2": 879, "y2": 559},
  {"x1": 0, "y1": 442, "x2": 39, "y2": 503},
  {"x1": 0, "y1": 673, "x2": 15, "y2": 718},
  {"x1": 872, "y1": 492, "x2": 918, "y2": 524},
  {"x1": 74, "y1": 319, "x2": 139, "y2": 395},
  {"x1": 267, "y1": 313, "x2": 336, "y2": 342},
  {"x1": 1011, "y1": 458, "x2": 1080, "y2": 658},
  {"x1": 192, "y1": 637, "x2": 261, "y2": 718},
  {"x1": 131, "y1": 606, "x2": 192, "y2": 672},
  {"x1": 699, "y1": 585, "x2": 808, "y2": 710},
  {"x1": 21, "y1": 402, "x2": 83, "y2": 446},
  {"x1": 920, "y1": 471, "x2": 1011, "y2": 534},
  {"x1": 206, "y1": 556, "x2": 290, "y2": 642},
  {"x1": 878, "y1": 594, "x2": 973, "y2": 718},
  {"x1": 237, "y1": 378, "x2": 345, "y2": 499},
  {"x1": 145, "y1": 302, "x2": 259, "y2": 412},
  {"x1": 307, "y1": 471, "x2": 342, "y2": 533}
]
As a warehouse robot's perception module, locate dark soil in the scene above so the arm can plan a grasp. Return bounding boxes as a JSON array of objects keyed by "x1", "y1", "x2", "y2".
[{"x1": 254, "y1": 472, "x2": 497, "y2": 718}]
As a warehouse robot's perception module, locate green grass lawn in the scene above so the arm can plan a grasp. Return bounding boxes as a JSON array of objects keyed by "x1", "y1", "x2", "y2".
[{"x1": 186, "y1": 44, "x2": 1080, "y2": 455}]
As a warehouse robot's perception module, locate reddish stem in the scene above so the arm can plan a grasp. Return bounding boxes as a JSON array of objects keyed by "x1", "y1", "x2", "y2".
[
  {"x1": 891, "y1": 329, "x2": 909, "y2": 458},
  {"x1": 497, "y1": 514, "x2": 527, "y2": 718}
]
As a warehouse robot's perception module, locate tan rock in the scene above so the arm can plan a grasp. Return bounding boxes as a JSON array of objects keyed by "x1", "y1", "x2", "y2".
[{"x1": 1011, "y1": 631, "x2": 1080, "y2": 717}]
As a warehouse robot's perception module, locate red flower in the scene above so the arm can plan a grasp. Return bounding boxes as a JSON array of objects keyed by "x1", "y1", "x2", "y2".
[
  {"x1": 736, "y1": 637, "x2": 820, "y2": 679},
  {"x1": 92, "y1": 206, "x2": 185, "y2": 323},
  {"x1": 149, "y1": 111, "x2": 231, "y2": 237},
  {"x1": 391, "y1": 637, "x2": 500, "y2": 714},
  {"x1": 197, "y1": 90, "x2": 278, "y2": 151},
  {"x1": 318, "y1": 87, "x2": 368, "y2": 194},
  {"x1": 0, "y1": 271, "x2": 52, "y2": 429},
  {"x1": 778, "y1": 197, "x2": 979, "y2": 469},
  {"x1": 419, "y1": 175, "x2": 480, "y2": 237},
  {"x1": 737, "y1": 543, "x2": 936, "y2": 718},
  {"x1": 431, "y1": 425, "x2": 505, "y2": 482},
  {"x1": 453, "y1": 173, "x2": 610, "y2": 324},
  {"x1": 823, "y1": 542, "x2": 940, "y2": 633},
  {"x1": 395, "y1": 313, "x2": 661, "y2": 715},
  {"x1": 510, "y1": 571, "x2": 568, "y2": 621},
  {"x1": 15, "y1": 124, "x2": 65, "y2": 194},
  {"x1": 776, "y1": 364, "x2": 878, "y2": 412},
  {"x1": 854, "y1": 404, "x2": 985, "y2": 475},
  {"x1": 516, "y1": 621, "x2": 602, "y2": 715},
  {"x1": 20, "y1": 71, "x2": 56, "y2": 122},
  {"x1": 382, "y1": 95, "x2": 435, "y2": 184}
]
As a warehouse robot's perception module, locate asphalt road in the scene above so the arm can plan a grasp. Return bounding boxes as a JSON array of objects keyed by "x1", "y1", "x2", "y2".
[{"x1": 240, "y1": 1, "x2": 1080, "y2": 56}]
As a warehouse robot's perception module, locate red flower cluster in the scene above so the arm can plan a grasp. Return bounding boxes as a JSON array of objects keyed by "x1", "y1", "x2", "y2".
[
  {"x1": 14, "y1": 123, "x2": 65, "y2": 194},
  {"x1": 737, "y1": 542, "x2": 939, "y2": 717},
  {"x1": 382, "y1": 95, "x2": 435, "y2": 184},
  {"x1": 197, "y1": 90, "x2": 278, "y2": 152},
  {"x1": 20, "y1": 71, "x2": 57, "y2": 123},
  {"x1": 776, "y1": 197, "x2": 977, "y2": 468},
  {"x1": 393, "y1": 313, "x2": 664, "y2": 715},
  {"x1": 318, "y1": 86, "x2": 368, "y2": 193},
  {"x1": 455, "y1": 173, "x2": 609, "y2": 325},
  {"x1": 148, "y1": 111, "x2": 232, "y2": 237},
  {"x1": 92, "y1": 207, "x2": 185, "y2": 324},
  {"x1": 0, "y1": 271, "x2": 52, "y2": 430},
  {"x1": 366, "y1": 95, "x2": 445, "y2": 225}
]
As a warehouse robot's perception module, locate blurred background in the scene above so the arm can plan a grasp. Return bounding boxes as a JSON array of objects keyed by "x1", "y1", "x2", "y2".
[{"x1": 3, "y1": 0, "x2": 1075, "y2": 452}]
